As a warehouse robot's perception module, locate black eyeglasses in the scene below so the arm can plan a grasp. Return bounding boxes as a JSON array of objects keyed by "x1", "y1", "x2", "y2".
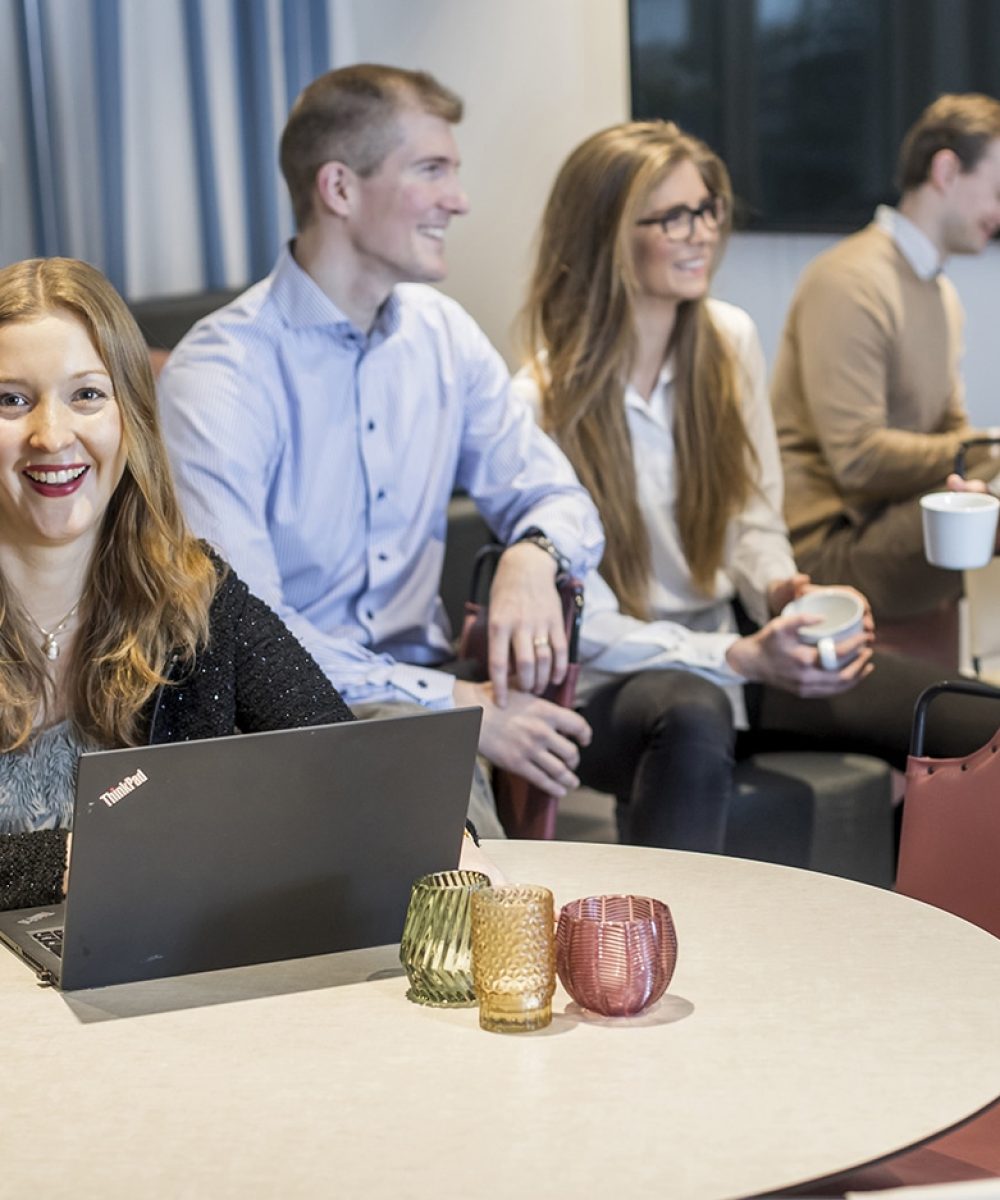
[{"x1": 635, "y1": 195, "x2": 727, "y2": 242}]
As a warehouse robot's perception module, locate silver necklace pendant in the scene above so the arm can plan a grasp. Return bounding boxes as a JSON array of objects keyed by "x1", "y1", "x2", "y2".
[{"x1": 24, "y1": 598, "x2": 80, "y2": 662}]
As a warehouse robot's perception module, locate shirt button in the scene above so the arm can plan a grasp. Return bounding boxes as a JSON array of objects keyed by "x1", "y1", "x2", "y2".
[
  {"x1": 377, "y1": 552, "x2": 388, "y2": 561},
  {"x1": 367, "y1": 420, "x2": 375, "y2": 432},
  {"x1": 417, "y1": 679, "x2": 427, "y2": 689},
  {"x1": 377, "y1": 488, "x2": 386, "y2": 500},
  {"x1": 366, "y1": 609, "x2": 374, "y2": 620}
]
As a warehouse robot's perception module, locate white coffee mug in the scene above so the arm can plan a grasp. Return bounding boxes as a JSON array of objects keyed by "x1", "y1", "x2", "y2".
[
  {"x1": 781, "y1": 587, "x2": 865, "y2": 671},
  {"x1": 920, "y1": 491, "x2": 1000, "y2": 571}
]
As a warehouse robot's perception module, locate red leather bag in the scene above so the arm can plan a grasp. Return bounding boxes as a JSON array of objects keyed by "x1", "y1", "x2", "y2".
[{"x1": 897, "y1": 679, "x2": 1000, "y2": 938}]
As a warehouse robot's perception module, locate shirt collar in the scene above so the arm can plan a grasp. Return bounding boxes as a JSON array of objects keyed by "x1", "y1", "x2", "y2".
[
  {"x1": 270, "y1": 243, "x2": 402, "y2": 343},
  {"x1": 624, "y1": 359, "x2": 675, "y2": 426},
  {"x1": 874, "y1": 205, "x2": 943, "y2": 281}
]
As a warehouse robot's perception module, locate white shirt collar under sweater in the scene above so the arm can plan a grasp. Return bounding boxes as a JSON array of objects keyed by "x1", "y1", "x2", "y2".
[{"x1": 874, "y1": 204, "x2": 943, "y2": 281}]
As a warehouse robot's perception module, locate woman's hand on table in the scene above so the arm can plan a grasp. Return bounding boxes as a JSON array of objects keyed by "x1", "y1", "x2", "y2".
[
  {"x1": 61, "y1": 832, "x2": 72, "y2": 897},
  {"x1": 459, "y1": 835, "x2": 506, "y2": 885}
]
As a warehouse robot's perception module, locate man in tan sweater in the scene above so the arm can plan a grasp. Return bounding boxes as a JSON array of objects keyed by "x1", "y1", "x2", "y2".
[{"x1": 772, "y1": 93, "x2": 1000, "y2": 621}]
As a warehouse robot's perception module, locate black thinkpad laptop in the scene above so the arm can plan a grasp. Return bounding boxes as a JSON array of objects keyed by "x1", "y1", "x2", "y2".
[{"x1": 0, "y1": 708, "x2": 482, "y2": 990}]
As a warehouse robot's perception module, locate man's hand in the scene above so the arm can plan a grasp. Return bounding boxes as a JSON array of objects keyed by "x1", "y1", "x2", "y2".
[
  {"x1": 946, "y1": 473, "x2": 1000, "y2": 553},
  {"x1": 726, "y1": 613, "x2": 873, "y2": 698},
  {"x1": 453, "y1": 680, "x2": 592, "y2": 797},
  {"x1": 486, "y1": 542, "x2": 568, "y2": 705},
  {"x1": 948, "y1": 473, "x2": 988, "y2": 494}
]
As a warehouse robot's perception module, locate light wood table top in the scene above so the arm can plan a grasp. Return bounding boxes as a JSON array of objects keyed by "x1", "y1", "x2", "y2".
[{"x1": 4, "y1": 839, "x2": 1000, "y2": 1200}]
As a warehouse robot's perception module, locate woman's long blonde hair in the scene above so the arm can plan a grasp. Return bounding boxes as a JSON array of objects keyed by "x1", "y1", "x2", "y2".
[
  {"x1": 521, "y1": 121, "x2": 757, "y2": 617},
  {"x1": 0, "y1": 258, "x2": 217, "y2": 751}
]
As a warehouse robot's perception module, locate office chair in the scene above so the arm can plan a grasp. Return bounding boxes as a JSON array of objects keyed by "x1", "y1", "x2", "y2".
[
  {"x1": 897, "y1": 677, "x2": 1000, "y2": 939},
  {"x1": 797, "y1": 677, "x2": 1000, "y2": 1193}
]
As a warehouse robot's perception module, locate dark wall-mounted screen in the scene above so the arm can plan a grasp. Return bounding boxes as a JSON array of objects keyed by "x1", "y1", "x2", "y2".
[{"x1": 630, "y1": 0, "x2": 1000, "y2": 232}]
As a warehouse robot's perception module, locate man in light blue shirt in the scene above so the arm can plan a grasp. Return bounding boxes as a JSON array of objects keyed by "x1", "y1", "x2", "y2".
[{"x1": 158, "y1": 64, "x2": 604, "y2": 831}]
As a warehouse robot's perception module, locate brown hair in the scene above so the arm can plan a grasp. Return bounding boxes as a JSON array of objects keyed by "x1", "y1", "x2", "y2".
[
  {"x1": 521, "y1": 121, "x2": 756, "y2": 616},
  {"x1": 897, "y1": 92, "x2": 1000, "y2": 192},
  {"x1": 0, "y1": 257, "x2": 217, "y2": 751},
  {"x1": 280, "y1": 63, "x2": 463, "y2": 228}
]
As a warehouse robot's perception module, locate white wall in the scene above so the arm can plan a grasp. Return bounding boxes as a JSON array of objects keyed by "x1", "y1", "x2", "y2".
[
  {"x1": 339, "y1": 0, "x2": 630, "y2": 364},
  {"x1": 949, "y1": 245, "x2": 1000, "y2": 428}
]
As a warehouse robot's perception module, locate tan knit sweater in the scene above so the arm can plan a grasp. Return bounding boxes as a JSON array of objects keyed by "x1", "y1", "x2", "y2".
[{"x1": 771, "y1": 223, "x2": 986, "y2": 557}]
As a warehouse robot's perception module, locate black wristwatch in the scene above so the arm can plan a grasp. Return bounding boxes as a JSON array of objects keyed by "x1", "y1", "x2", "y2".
[{"x1": 509, "y1": 526, "x2": 570, "y2": 574}]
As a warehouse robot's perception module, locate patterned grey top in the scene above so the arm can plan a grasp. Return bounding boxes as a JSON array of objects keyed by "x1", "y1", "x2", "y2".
[{"x1": 0, "y1": 722, "x2": 96, "y2": 834}]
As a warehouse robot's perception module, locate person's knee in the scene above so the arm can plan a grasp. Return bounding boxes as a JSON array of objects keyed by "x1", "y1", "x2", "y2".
[{"x1": 643, "y1": 673, "x2": 735, "y2": 750}]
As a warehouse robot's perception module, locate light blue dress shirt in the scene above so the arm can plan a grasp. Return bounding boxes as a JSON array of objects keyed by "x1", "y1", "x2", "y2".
[{"x1": 158, "y1": 246, "x2": 603, "y2": 709}]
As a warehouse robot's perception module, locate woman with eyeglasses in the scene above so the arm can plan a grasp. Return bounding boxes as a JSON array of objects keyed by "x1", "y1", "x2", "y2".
[{"x1": 513, "y1": 120, "x2": 890, "y2": 850}]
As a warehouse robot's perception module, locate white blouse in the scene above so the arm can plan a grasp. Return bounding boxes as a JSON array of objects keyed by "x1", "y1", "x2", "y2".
[{"x1": 512, "y1": 299, "x2": 796, "y2": 726}]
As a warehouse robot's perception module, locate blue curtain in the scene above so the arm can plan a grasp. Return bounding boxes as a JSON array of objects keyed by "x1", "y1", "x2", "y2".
[{"x1": 7, "y1": 0, "x2": 337, "y2": 298}]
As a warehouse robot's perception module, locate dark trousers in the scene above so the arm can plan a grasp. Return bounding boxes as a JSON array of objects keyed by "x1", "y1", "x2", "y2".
[{"x1": 576, "y1": 652, "x2": 1000, "y2": 852}]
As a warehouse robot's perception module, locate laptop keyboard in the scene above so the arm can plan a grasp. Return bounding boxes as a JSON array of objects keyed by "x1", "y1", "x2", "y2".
[{"x1": 31, "y1": 928, "x2": 64, "y2": 957}]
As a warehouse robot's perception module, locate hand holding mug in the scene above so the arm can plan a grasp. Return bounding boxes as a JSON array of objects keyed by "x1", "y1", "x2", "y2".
[
  {"x1": 725, "y1": 592, "x2": 872, "y2": 697},
  {"x1": 780, "y1": 587, "x2": 867, "y2": 671}
]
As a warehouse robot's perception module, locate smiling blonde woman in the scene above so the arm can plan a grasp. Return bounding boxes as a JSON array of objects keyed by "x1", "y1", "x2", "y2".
[{"x1": 0, "y1": 257, "x2": 354, "y2": 909}]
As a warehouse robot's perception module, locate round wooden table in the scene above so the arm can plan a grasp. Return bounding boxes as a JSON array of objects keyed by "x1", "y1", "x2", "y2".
[{"x1": 4, "y1": 839, "x2": 1000, "y2": 1199}]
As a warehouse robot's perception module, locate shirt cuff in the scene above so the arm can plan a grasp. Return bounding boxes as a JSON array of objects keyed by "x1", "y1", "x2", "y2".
[
  {"x1": 586, "y1": 627, "x2": 745, "y2": 684},
  {"x1": 388, "y1": 662, "x2": 456, "y2": 708},
  {"x1": 683, "y1": 631, "x2": 746, "y2": 682}
]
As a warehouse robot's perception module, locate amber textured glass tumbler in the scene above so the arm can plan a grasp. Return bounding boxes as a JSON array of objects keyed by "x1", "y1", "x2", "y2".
[
  {"x1": 399, "y1": 870, "x2": 492, "y2": 1007},
  {"x1": 556, "y1": 895, "x2": 677, "y2": 1016},
  {"x1": 471, "y1": 885, "x2": 556, "y2": 1032}
]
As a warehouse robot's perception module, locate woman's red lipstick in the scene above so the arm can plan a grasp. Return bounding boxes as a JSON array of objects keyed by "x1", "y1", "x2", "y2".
[{"x1": 22, "y1": 464, "x2": 89, "y2": 498}]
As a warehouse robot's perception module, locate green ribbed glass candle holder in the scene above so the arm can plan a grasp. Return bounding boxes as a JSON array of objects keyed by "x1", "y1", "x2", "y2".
[{"x1": 399, "y1": 870, "x2": 492, "y2": 1007}]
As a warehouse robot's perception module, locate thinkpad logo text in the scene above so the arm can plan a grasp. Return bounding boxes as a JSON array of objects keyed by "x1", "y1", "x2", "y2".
[{"x1": 100, "y1": 769, "x2": 148, "y2": 808}]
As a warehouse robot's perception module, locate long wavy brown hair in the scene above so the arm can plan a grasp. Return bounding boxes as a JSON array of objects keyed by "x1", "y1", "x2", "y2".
[
  {"x1": 521, "y1": 121, "x2": 757, "y2": 617},
  {"x1": 0, "y1": 258, "x2": 217, "y2": 751}
]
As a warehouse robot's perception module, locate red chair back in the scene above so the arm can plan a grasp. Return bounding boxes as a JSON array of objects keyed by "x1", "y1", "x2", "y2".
[{"x1": 897, "y1": 679, "x2": 1000, "y2": 938}]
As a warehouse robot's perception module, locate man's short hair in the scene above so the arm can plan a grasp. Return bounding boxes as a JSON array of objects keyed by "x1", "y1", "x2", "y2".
[
  {"x1": 897, "y1": 92, "x2": 1000, "y2": 193},
  {"x1": 279, "y1": 63, "x2": 463, "y2": 228}
]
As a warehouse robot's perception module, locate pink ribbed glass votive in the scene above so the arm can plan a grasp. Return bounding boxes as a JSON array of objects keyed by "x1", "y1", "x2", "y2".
[{"x1": 556, "y1": 894, "x2": 677, "y2": 1016}]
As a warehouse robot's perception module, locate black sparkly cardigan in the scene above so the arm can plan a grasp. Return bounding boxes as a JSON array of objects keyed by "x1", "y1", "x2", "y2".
[{"x1": 0, "y1": 564, "x2": 354, "y2": 911}]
